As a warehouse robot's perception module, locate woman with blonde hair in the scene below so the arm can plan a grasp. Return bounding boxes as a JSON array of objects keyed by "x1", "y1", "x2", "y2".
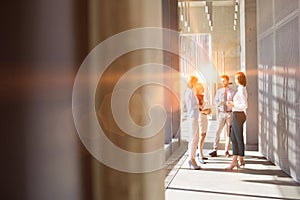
[
  {"x1": 185, "y1": 76, "x2": 201, "y2": 170},
  {"x1": 194, "y1": 83, "x2": 211, "y2": 164},
  {"x1": 225, "y1": 72, "x2": 248, "y2": 170}
]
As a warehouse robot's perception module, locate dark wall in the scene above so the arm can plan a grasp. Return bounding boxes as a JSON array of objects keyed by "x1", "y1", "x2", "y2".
[{"x1": 0, "y1": 1, "x2": 93, "y2": 199}]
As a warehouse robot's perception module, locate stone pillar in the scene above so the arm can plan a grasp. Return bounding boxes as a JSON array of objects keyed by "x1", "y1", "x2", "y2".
[
  {"x1": 0, "y1": 1, "x2": 91, "y2": 200},
  {"x1": 88, "y1": 0, "x2": 167, "y2": 199},
  {"x1": 240, "y1": 0, "x2": 258, "y2": 150}
]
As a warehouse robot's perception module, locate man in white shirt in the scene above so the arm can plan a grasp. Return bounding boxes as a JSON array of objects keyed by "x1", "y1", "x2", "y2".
[{"x1": 209, "y1": 75, "x2": 236, "y2": 157}]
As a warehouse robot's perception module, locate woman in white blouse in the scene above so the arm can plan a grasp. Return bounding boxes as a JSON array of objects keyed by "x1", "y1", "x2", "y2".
[
  {"x1": 225, "y1": 72, "x2": 248, "y2": 170},
  {"x1": 185, "y1": 76, "x2": 201, "y2": 170}
]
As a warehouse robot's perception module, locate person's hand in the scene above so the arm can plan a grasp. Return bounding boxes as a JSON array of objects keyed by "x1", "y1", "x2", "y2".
[
  {"x1": 226, "y1": 101, "x2": 234, "y2": 108},
  {"x1": 206, "y1": 108, "x2": 212, "y2": 115},
  {"x1": 202, "y1": 108, "x2": 211, "y2": 115}
]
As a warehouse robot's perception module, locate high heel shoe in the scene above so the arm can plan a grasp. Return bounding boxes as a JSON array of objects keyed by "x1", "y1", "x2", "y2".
[
  {"x1": 239, "y1": 160, "x2": 245, "y2": 167},
  {"x1": 188, "y1": 160, "x2": 201, "y2": 170},
  {"x1": 225, "y1": 162, "x2": 239, "y2": 170}
]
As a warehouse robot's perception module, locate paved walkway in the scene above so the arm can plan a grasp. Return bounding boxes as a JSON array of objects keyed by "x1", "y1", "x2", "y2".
[{"x1": 165, "y1": 118, "x2": 300, "y2": 200}]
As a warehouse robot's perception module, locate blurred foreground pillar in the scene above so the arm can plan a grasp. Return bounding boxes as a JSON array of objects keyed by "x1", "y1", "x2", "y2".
[
  {"x1": 88, "y1": 0, "x2": 178, "y2": 199},
  {"x1": 0, "y1": 0, "x2": 179, "y2": 199}
]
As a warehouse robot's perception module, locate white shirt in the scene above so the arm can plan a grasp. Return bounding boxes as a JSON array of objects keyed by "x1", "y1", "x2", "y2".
[
  {"x1": 214, "y1": 87, "x2": 236, "y2": 112},
  {"x1": 232, "y1": 85, "x2": 248, "y2": 112},
  {"x1": 185, "y1": 87, "x2": 199, "y2": 119}
]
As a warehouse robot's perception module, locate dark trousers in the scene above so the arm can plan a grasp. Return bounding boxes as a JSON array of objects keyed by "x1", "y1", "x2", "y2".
[{"x1": 230, "y1": 112, "x2": 246, "y2": 156}]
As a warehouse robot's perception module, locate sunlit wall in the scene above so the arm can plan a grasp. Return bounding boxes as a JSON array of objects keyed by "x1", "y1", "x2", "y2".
[{"x1": 257, "y1": 0, "x2": 300, "y2": 183}]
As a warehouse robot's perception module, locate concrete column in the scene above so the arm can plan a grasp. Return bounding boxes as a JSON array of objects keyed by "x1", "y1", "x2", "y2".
[
  {"x1": 88, "y1": 0, "x2": 166, "y2": 199},
  {"x1": 0, "y1": 1, "x2": 91, "y2": 199},
  {"x1": 240, "y1": 0, "x2": 258, "y2": 150}
]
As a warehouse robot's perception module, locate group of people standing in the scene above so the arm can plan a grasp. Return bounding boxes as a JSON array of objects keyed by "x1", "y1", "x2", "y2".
[{"x1": 185, "y1": 72, "x2": 248, "y2": 170}]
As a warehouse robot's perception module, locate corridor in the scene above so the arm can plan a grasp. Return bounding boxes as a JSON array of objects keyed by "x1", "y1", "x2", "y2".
[{"x1": 2, "y1": 0, "x2": 300, "y2": 199}]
